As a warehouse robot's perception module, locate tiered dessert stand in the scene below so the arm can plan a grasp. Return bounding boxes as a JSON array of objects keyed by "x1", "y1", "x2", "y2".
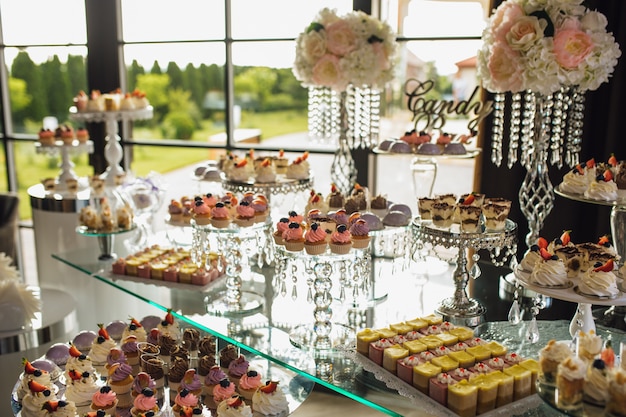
[
  {"x1": 221, "y1": 175, "x2": 313, "y2": 219},
  {"x1": 35, "y1": 139, "x2": 94, "y2": 190},
  {"x1": 411, "y1": 218, "x2": 518, "y2": 326},
  {"x1": 191, "y1": 220, "x2": 273, "y2": 317},
  {"x1": 552, "y1": 185, "x2": 626, "y2": 331},
  {"x1": 69, "y1": 106, "x2": 153, "y2": 186},
  {"x1": 273, "y1": 245, "x2": 371, "y2": 351}
]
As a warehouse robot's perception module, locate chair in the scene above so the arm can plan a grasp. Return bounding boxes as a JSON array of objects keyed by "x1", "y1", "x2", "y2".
[{"x1": 0, "y1": 193, "x2": 19, "y2": 264}]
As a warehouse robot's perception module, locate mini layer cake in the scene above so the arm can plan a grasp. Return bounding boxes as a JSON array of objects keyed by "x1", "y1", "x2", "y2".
[
  {"x1": 405, "y1": 317, "x2": 429, "y2": 331},
  {"x1": 368, "y1": 339, "x2": 398, "y2": 366},
  {"x1": 448, "y1": 350, "x2": 475, "y2": 369},
  {"x1": 503, "y1": 364, "x2": 532, "y2": 401},
  {"x1": 413, "y1": 362, "x2": 442, "y2": 394},
  {"x1": 484, "y1": 356, "x2": 508, "y2": 371},
  {"x1": 382, "y1": 345, "x2": 408, "y2": 374},
  {"x1": 389, "y1": 322, "x2": 413, "y2": 335},
  {"x1": 396, "y1": 355, "x2": 421, "y2": 385},
  {"x1": 518, "y1": 358, "x2": 540, "y2": 394},
  {"x1": 429, "y1": 372, "x2": 456, "y2": 406},
  {"x1": 356, "y1": 328, "x2": 381, "y2": 356},
  {"x1": 402, "y1": 339, "x2": 428, "y2": 355},
  {"x1": 449, "y1": 367, "x2": 474, "y2": 382},
  {"x1": 447, "y1": 380, "x2": 478, "y2": 417},
  {"x1": 465, "y1": 345, "x2": 492, "y2": 362},
  {"x1": 431, "y1": 355, "x2": 459, "y2": 373},
  {"x1": 448, "y1": 327, "x2": 474, "y2": 342},
  {"x1": 436, "y1": 333, "x2": 459, "y2": 346},
  {"x1": 469, "y1": 374, "x2": 499, "y2": 414},
  {"x1": 419, "y1": 335, "x2": 444, "y2": 350},
  {"x1": 484, "y1": 341, "x2": 507, "y2": 357},
  {"x1": 486, "y1": 370, "x2": 515, "y2": 407}
]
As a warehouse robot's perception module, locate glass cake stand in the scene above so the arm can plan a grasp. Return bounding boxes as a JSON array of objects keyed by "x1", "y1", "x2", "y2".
[
  {"x1": 35, "y1": 140, "x2": 94, "y2": 189},
  {"x1": 411, "y1": 218, "x2": 518, "y2": 326},
  {"x1": 76, "y1": 224, "x2": 136, "y2": 261},
  {"x1": 191, "y1": 219, "x2": 272, "y2": 317},
  {"x1": 274, "y1": 245, "x2": 371, "y2": 351}
]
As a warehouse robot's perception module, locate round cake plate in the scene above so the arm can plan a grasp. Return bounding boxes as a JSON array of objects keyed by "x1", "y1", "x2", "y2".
[{"x1": 289, "y1": 323, "x2": 355, "y2": 351}]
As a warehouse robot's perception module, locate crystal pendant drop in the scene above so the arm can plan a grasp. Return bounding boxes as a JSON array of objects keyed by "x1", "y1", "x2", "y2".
[
  {"x1": 470, "y1": 263, "x2": 481, "y2": 279},
  {"x1": 291, "y1": 285, "x2": 298, "y2": 300},
  {"x1": 280, "y1": 281, "x2": 287, "y2": 297},
  {"x1": 307, "y1": 286, "x2": 313, "y2": 303},
  {"x1": 339, "y1": 286, "x2": 345, "y2": 302},
  {"x1": 508, "y1": 300, "x2": 521, "y2": 324},
  {"x1": 525, "y1": 317, "x2": 540, "y2": 343}
]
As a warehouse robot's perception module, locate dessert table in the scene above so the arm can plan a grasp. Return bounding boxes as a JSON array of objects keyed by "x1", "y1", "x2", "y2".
[{"x1": 47, "y1": 233, "x2": 622, "y2": 416}]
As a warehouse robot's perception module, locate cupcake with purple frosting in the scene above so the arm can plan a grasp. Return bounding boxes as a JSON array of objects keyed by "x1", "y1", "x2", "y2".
[
  {"x1": 349, "y1": 218, "x2": 371, "y2": 249},
  {"x1": 227, "y1": 354, "x2": 250, "y2": 387},
  {"x1": 203, "y1": 365, "x2": 227, "y2": 397}
]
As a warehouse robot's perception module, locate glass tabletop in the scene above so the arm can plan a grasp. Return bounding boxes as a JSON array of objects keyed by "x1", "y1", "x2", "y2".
[{"x1": 52, "y1": 244, "x2": 625, "y2": 416}]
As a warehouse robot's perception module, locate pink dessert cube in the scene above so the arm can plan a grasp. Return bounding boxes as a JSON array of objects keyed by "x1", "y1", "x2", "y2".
[
  {"x1": 449, "y1": 367, "x2": 474, "y2": 382},
  {"x1": 191, "y1": 268, "x2": 211, "y2": 285},
  {"x1": 112, "y1": 259, "x2": 126, "y2": 275},
  {"x1": 429, "y1": 373, "x2": 456, "y2": 406},
  {"x1": 420, "y1": 325, "x2": 442, "y2": 335},
  {"x1": 396, "y1": 355, "x2": 421, "y2": 384},
  {"x1": 137, "y1": 263, "x2": 151, "y2": 279},
  {"x1": 163, "y1": 266, "x2": 179, "y2": 282},
  {"x1": 503, "y1": 352, "x2": 524, "y2": 366},
  {"x1": 368, "y1": 339, "x2": 396, "y2": 365},
  {"x1": 470, "y1": 362, "x2": 493, "y2": 375},
  {"x1": 484, "y1": 357, "x2": 508, "y2": 371}
]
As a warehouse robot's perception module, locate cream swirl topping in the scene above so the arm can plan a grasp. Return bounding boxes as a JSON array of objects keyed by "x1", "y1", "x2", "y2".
[
  {"x1": 584, "y1": 180, "x2": 618, "y2": 201},
  {"x1": 540, "y1": 340, "x2": 573, "y2": 362},
  {"x1": 520, "y1": 249, "x2": 541, "y2": 272},
  {"x1": 530, "y1": 259, "x2": 568, "y2": 286},
  {"x1": 557, "y1": 356, "x2": 586, "y2": 381},
  {"x1": 584, "y1": 365, "x2": 609, "y2": 403},
  {"x1": 579, "y1": 269, "x2": 620, "y2": 297},
  {"x1": 252, "y1": 385, "x2": 289, "y2": 415},
  {"x1": 561, "y1": 169, "x2": 592, "y2": 194}
]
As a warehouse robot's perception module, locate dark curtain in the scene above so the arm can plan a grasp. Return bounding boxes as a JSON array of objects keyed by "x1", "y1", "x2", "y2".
[{"x1": 478, "y1": 0, "x2": 626, "y2": 257}]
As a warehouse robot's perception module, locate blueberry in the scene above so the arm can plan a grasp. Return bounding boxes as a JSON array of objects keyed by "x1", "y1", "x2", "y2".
[
  {"x1": 195, "y1": 200, "x2": 203, "y2": 206},
  {"x1": 215, "y1": 202, "x2": 224, "y2": 208},
  {"x1": 289, "y1": 210, "x2": 297, "y2": 217},
  {"x1": 592, "y1": 358, "x2": 605, "y2": 370},
  {"x1": 311, "y1": 223, "x2": 319, "y2": 230},
  {"x1": 337, "y1": 224, "x2": 347, "y2": 232},
  {"x1": 530, "y1": 244, "x2": 539, "y2": 251},
  {"x1": 219, "y1": 379, "x2": 230, "y2": 388},
  {"x1": 279, "y1": 218, "x2": 289, "y2": 223}
]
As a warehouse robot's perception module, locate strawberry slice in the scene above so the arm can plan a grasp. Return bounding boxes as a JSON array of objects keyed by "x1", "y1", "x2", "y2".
[
  {"x1": 462, "y1": 194, "x2": 475, "y2": 205},
  {"x1": 68, "y1": 344, "x2": 82, "y2": 358},
  {"x1": 42, "y1": 400, "x2": 59, "y2": 412},
  {"x1": 130, "y1": 318, "x2": 143, "y2": 328},
  {"x1": 603, "y1": 169, "x2": 613, "y2": 182},
  {"x1": 229, "y1": 395, "x2": 244, "y2": 407},
  {"x1": 302, "y1": 151, "x2": 309, "y2": 160},
  {"x1": 28, "y1": 380, "x2": 49, "y2": 393},
  {"x1": 539, "y1": 247, "x2": 553, "y2": 261},
  {"x1": 23, "y1": 358, "x2": 37, "y2": 374},
  {"x1": 575, "y1": 164, "x2": 584, "y2": 175},
  {"x1": 261, "y1": 158, "x2": 271, "y2": 167},
  {"x1": 594, "y1": 259, "x2": 614, "y2": 272},
  {"x1": 609, "y1": 153, "x2": 618, "y2": 167},
  {"x1": 598, "y1": 235, "x2": 611, "y2": 246},
  {"x1": 260, "y1": 380, "x2": 279, "y2": 394},
  {"x1": 537, "y1": 237, "x2": 549, "y2": 249},
  {"x1": 309, "y1": 189, "x2": 316, "y2": 197},
  {"x1": 67, "y1": 369, "x2": 82, "y2": 381},
  {"x1": 97, "y1": 323, "x2": 109, "y2": 340},
  {"x1": 560, "y1": 230, "x2": 571, "y2": 246},
  {"x1": 331, "y1": 183, "x2": 337, "y2": 193},
  {"x1": 235, "y1": 159, "x2": 247, "y2": 168},
  {"x1": 586, "y1": 157, "x2": 596, "y2": 169},
  {"x1": 279, "y1": 149, "x2": 284, "y2": 158},
  {"x1": 164, "y1": 309, "x2": 174, "y2": 325}
]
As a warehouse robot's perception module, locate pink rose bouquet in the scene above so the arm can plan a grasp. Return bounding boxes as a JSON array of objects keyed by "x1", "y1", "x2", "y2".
[
  {"x1": 477, "y1": 0, "x2": 620, "y2": 95},
  {"x1": 293, "y1": 8, "x2": 397, "y2": 92}
]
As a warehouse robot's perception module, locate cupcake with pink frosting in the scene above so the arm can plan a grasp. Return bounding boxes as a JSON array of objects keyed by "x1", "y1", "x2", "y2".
[
  {"x1": 283, "y1": 222, "x2": 305, "y2": 252},
  {"x1": 330, "y1": 224, "x2": 353, "y2": 254},
  {"x1": 273, "y1": 218, "x2": 289, "y2": 245},
  {"x1": 238, "y1": 369, "x2": 262, "y2": 400},
  {"x1": 234, "y1": 201, "x2": 255, "y2": 227},
  {"x1": 210, "y1": 202, "x2": 231, "y2": 229},
  {"x1": 130, "y1": 387, "x2": 159, "y2": 416},
  {"x1": 304, "y1": 223, "x2": 328, "y2": 255}
]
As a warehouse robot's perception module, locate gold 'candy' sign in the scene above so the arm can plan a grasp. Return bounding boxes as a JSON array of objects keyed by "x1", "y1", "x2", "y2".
[{"x1": 405, "y1": 79, "x2": 493, "y2": 133}]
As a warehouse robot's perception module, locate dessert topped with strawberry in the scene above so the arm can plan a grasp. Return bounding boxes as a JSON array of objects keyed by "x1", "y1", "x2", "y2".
[
  {"x1": 121, "y1": 317, "x2": 147, "y2": 342},
  {"x1": 157, "y1": 309, "x2": 181, "y2": 341},
  {"x1": 529, "y1": 248, "x2": 569, "y2": 288},
  {"x1": 252, "y1": 381, "x2": 289, "y2": 416}
]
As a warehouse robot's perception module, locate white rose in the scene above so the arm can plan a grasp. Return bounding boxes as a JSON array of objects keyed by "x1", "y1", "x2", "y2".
[
  {"x1": 581, "y1": 11, "x2": 607, "y2": 32},
  {"x1": 303, "y1": 31, "x2": 327, "y2": 64}
]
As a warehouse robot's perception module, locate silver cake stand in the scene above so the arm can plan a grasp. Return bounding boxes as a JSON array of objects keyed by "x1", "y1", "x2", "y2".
[{"x1": 412, "y1": 218, "x2": 518, "y2": 326}]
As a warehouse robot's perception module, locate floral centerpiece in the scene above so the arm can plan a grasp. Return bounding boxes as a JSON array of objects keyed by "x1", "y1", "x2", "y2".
[
  {"x1": 477, "y1": 0, "x2": 620, "y2": 95},
  {"x1": 293, "y1": 8, "x2": 397, "y2": 92},
  {"x1": 0, "y1": 253, "x2": 41, "y2": 331}
]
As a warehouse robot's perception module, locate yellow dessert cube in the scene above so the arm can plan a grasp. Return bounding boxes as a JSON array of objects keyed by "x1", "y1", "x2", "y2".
[
  {"x1": 375, "y1": 328, "x2": 398, "y2": 339},
  {"x1": 447, "y1": 380, "x2": 478, "y2": 417},
  {"x1": 422, "y1": 313, "x2": 444, "y2": 325},
  {"x1": 402, "y1": 339, "x2": 428, "y2": 354},
  {"x1": 413, "y1": 362, "x2": 442, "y2": 394},
  {"x1": 435, "y1": 332, "x2": 459, "y2": 346},
  {"x1": 448, "y1": 326, "x2": 475, "y2": 341},
  {"x1": 405, "y1": 317, "x2": 428, "y2": 330},
  {"x1": 469, "y1": 374, "x2": 499, "y2": 414},
  {"x1": 485, "y1": 371, "x2": 515, "y2": 407},
  {"x1": 420, "y1": 335, "x2": 444, "y2": 350},
  {"x1": 465, "y1": 345, "x2": 491, "y2": 362},
  {"x1": 484, "y1": 341, "x2": 507, "y2": 357},
  {"x1": 382, "y1": 346, "x2": 408, "y2": 374},
  {"x1": 389, "y1": 322, "x2": 413, "y2": 335},
  {"x1": 503, "y1": 364, "x2": 532, "y2": 400},
  {"x1": 356, "y1": 328, "x2": 381, "y2": 356},
  {"x1": 431, "y1": 355, "x2": 459, "y2": 372},
  {"x1": 448, "y1": 351, "x2": 475, "y2": 369},
  {"x1": 519, "y1": 358, "x2": 540, "y2": 394}
]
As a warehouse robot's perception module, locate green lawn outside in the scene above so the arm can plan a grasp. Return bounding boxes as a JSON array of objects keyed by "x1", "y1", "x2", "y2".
[{"x1": 3, "y1": 110, "x2": 307, "y2": 219}]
